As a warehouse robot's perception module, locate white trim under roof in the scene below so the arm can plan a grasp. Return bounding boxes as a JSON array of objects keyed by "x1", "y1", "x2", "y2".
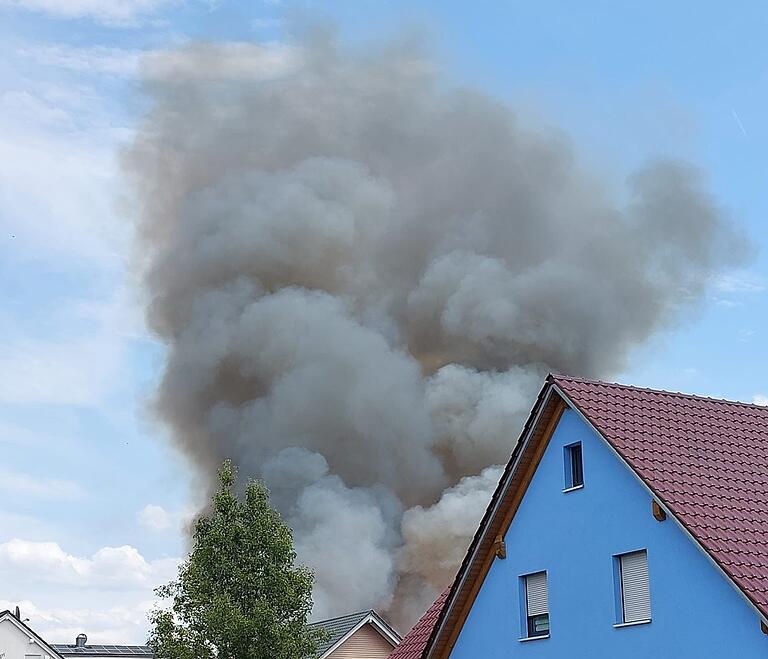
[{"x1": 317, "y1": 611, "x2": 401, "y2": 659}]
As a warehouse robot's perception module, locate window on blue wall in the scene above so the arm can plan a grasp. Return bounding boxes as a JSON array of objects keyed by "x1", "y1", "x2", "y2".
[
  {"x1": 522, "y1": 571, "x2": 549, "y2": 638},
  {"x1": 564, "y1": 442, "x2": 584, "y2": 490},
  {"x1": 614, "y1": 550, "x2": 651, "y2": 625}
]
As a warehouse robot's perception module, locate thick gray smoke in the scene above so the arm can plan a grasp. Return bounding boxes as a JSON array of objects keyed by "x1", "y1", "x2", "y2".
[{"x1": 125, "y1": 31, "x2": 747, "y2": 628}]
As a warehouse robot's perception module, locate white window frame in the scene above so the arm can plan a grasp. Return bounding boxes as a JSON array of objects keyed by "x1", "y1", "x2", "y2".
[
  {"x1": 520, "y1": 571, "x2": 550, "y2": 640},
  {"x1": 563, "y1": 441, "x2": 584, "y2": 491},
  {"x1": 614, "y1": 549, "x2": 651, "y2": 626}
]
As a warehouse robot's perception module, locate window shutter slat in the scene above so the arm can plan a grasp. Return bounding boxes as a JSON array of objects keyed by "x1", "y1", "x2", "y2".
[
  {"x1": 526, "y1": 571, "x2": 548, "y2": 616},
  {"x1": 620, "y1": 550, "x2": 651, "y2": 622}
]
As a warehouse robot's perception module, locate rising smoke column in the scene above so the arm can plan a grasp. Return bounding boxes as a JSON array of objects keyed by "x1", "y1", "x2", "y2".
[{"x1": 125, "y1": 31, "x2": 748, "y2": 628}]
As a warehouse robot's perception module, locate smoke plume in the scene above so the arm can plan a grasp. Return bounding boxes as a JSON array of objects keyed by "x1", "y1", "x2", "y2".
[{"x1": 125, "y1": 30, "x2": 747, "y2": 628}]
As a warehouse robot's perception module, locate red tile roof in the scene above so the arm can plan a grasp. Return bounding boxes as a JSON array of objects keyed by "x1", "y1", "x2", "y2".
[
  {"x1": 389, "y1": 589, "x2": 450, "y2": 659},
  {"x1": 552, "y1": 375, "x2": 768, "y2": 618}
]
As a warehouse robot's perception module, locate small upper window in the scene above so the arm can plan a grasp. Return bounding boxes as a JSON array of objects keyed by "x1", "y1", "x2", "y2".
[
  {"x1": 616, "y1": 550, "x2": 651, "y2": 624},
  {"x1": 564, "y1": 442, "x2": 583, "y2": 489},
  {"x1": 523, "y1": 571, "x2": 549, "y2": 638}
]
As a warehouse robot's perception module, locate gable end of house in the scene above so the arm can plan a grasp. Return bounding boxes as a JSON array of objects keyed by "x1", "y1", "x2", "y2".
[{"x1": 423, "y1": 375, "x2": 768, "y2": 659}]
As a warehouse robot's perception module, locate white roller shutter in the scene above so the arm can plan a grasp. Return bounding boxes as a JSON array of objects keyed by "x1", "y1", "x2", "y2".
[
  {"x1": 525, "y1": 571, "x2": 548, "y2": 616},
  {"x1": 620, "y1": 550, "x2": 651, "y2": 623}
]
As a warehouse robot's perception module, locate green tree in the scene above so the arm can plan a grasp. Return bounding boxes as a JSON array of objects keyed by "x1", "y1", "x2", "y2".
[{"x1": 149, "y1": 461, "x2": 326, "y2": 659}]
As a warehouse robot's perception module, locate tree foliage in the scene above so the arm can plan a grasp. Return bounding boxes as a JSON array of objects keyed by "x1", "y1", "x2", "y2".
[{"x1": 149, "y1": 462, "x2": 326, "y2": 659}]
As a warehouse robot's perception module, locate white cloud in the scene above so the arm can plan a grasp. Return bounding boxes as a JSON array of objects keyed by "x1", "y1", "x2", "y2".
[
  {"x1": 710, "y1": 272, "x2": 766, "y2": 308},
  {"x1": 0, "y1": 0, "x2": 180, "y2": 26},
  {"x1": 143, "y1": 41, "x2": 299, "y2": 81},
  {"x1": 0, "y1": 289, "x2": 146, "y2": 406},
  {"x1": 0, "y1": 469, "x2": 82, "y2": 500},
  {"x1": 18, "y1": 44, "x2": 145, "y2": 76},
  {"x1": 0, "y1": 42, "x2": 146, "y2": 409},
  {"x1": 14, "y1": 40, "x2": 297, "y2": 82},
  {"x1": 0, "y1": 510, "x2": 54, "y2": 540},
  {"x1": 752, "y1": 395, "x2": 768, "y2": 406},
  {"x1": 137, "y1": 505, "x2": 171, "y2": 531},
  {"x1": 251, "y1": 17, "x2": 282, "y2": 30},
  {"x1": 0, "y1": 92, "x2": 126, "y2": 263},
  {"x1": 713, "y1": 297, "x2": 739, "y2": 307},
  {"x1": 712, "y1": 272, "x2": 766, "y2": 294},
  {"x1": 0, "y1": 539, "x2": 179, "y2": 590},
  {"x1": 0, "y1": 541, "x2": 180, "y2": 643},
  {"x1": 738, "y1": 328, "x2": 756, "y2": 343},
  {"x1": 138, "y1": 504, "x2": 195, "y2": 533},
  {"x1": 0, "y1": 598, "x2": 155, "y2": 644},
  {"x1": 0, "y1": 421, "x2": 52, "y2": 447},
  {"x1": 0, "y1": 335, "x2": 121, "y2": 406},
  {"x1": 0, "y1": 89, "x2": 72, "y2": 126},
  {"x1": 0, "y1": 64, "x2": 151, "y2": 379},
  {"x1": 0, "y1": 19, "x2": 188, "y2": 653}
]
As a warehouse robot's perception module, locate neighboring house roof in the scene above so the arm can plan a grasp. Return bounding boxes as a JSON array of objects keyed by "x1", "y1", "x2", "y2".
[
  {"x1": 51, "y1": 644, "x2": 153, "y2": 657},
  {"x1": 388, "y1": 589, "x2": 449, "y2": 659},
  {"x1": 309, "y1": 610, "x2": 401, "y2": 659},
  {"x1": 0, "y1": 609, "x2": 63, "y2": 658},
  {"x1": 423, "y1": 375, "x2": 768, "y2": 658}
]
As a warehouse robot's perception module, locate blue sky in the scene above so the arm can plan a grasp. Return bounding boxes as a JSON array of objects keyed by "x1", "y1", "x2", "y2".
[{"x1": 0, "y1": 0, "x2": 766, "y2": 644}]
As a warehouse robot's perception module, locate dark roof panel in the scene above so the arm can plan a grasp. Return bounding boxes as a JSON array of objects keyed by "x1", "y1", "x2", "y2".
[{"x1": 52, "y1": 644, "x2": 153, "y2": 657}]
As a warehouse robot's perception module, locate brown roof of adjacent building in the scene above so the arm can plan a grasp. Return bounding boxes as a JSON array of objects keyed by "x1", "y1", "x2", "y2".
[
  {"x1": 421, "y1": 375, "x2": 768, "y2": 658},
  {"x1": 388, "y1": 589, "x2": 449, "y2": 659}
]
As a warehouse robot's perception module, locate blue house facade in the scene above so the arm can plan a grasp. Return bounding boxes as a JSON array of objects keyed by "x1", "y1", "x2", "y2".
[
  {"x1": 418, "y1": 376, "x2": 768, "y2": 659},
  {"x1": 450, "y1": 408, "x2": 765, "y2": 658}
]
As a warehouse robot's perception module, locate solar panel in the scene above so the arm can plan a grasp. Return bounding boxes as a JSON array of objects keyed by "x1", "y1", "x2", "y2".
[{"x1": 51, "y1": 644, "x2": 154, "y2": 657}]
